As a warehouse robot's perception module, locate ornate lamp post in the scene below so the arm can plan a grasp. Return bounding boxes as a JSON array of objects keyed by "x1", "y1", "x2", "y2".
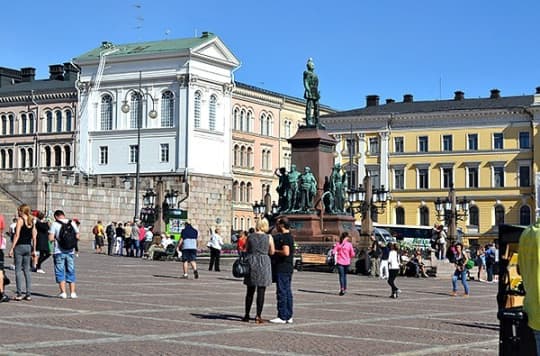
[
  {"x1": 434, "y1": 184, "x2": 469, "y2": 242},
  {"x1": 140, "y1": 188, "x2": 156, "y2": 225},
  {"x1": 120, "y1": 71, "x2": 158, "y2": 222},
  {"x1": 252, "y1": 200, "x2": 265, "y2": 217},
  {"x1": 347, "y1": 174, "x2": 390, "y2": 237}
]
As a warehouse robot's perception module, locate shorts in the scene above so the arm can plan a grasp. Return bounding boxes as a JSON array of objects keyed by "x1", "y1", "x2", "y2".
[
  {"x1": 95, "y1": 235, "x2": 104, "y2": 247},
  {"x1": 181, "y1": 249, "x2": 197, "y2": 262}
]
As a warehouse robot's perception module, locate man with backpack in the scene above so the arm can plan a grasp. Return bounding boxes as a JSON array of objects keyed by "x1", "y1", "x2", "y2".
[
  {"x1": 48, "y1": 210, "x2": 80, "y2": 299},
  {"x1": 105, "y1": 222, "x2": 116, "y2": 256},
  {"x1": 485, "y1": 243, "x2": 496, "y2": 283}
]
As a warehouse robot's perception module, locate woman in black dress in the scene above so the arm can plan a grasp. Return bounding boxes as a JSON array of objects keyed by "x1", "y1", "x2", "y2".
[{"x1": 33, "y1": 211, "x2": 51, "y2": 273}]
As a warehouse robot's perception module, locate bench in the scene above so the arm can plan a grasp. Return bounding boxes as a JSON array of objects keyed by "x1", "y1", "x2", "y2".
[{"x1": 295, "y1": 253, "x2": 334, "y2": 272}]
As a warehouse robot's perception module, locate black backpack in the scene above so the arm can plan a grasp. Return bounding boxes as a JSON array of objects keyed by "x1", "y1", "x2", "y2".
[{"x1": 58, "y1": 220, "x2": 77, "y2": 250}]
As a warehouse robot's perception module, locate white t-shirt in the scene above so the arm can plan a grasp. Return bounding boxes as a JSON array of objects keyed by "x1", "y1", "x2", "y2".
[{"x1": 49, "y1": 219, "x2": 79, "y2": 254}]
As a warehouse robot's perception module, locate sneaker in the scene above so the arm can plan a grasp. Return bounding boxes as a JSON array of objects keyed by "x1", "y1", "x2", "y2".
[
  {"x1": 70, "y1": 293, "x2": 78, "y2": 299},
  {"x1": 181, "y1": 274, "x2": 188, "y2": 279},
  {"x1": 450, "y1": 291, "x2": 457, "y2": 297},
  {"x1": 339, "y1": 290, "x2": 345, "y2": 296},
  {"x1": 58, "y1": 292, "x2": 67, "y2": 299},
  {"x1": 286, "y1": 318, "x2": 293, "y2": 324},
  {"x1": 462, "y1": 293, "x2": 469, "y2": 297},
  {"x1": 0, "y1": 294, "x2": 9, "y2": 303},
  {"x1": 270, "y1": 317, "x2": 287, "y2": 324},
  {"x1": 36, "y1": 269, "x2": 45, "y2": 274},
  {"x1": 194, "y1": 270, "x2": 199, "y2": 279}
]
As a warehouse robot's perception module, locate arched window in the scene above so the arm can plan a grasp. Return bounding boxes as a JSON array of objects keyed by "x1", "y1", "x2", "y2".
[
  {"x1": 246, "y1": 111, "x2": 252, "y2": 132},
  {"x1": 233, "y1": 108, "x2": 240, "y2": 130},
  {"x1": 28, "y1": 148, "x2": 33, "y2": 167},
  {"x1": 66, "y1": 110, "x2": 72, "y2": 131},
  {"x1": 1, "y1": 115, "x2": 6, "y2": 135},
  {"x1": 54, "y1": 146, "x2": 62, "y2": 167},
  {"x1": 469, "y1": 206, "x2": 479, "y2": 227},
  {"x1": 7, "y1": 149, "x2": 13, "y2": 169},
  {"x1": 240, "y1": 182, "x2": 246, "y2": 202},
  {"x1": 161, "y1": 91, "x2": 174, "y2": 127},
  {"x1": 419, "y1": 206, "x2": 430, "y2": 226},
  {"x1": 46, "y1": 111, "x2": 53, "y2": 133},
  {"x1": 233, "y1": 217, "x2": 238, "y2": 230},
  {"x1": 240, "y1": 217, "x2": 245, "y2": 231},
  {"x1": 232, "y1": 181, "x2": 239, "y2": 202},
  {"x1": 520, "y1": 205, "x2": 531, "y2": 226},
  {"x1": 21, "y1": 114, "x2": 27, "y2": 134},
  {"x1": 266, "y1": 114, "x2": 273, "y2": 136},
  {"x1": 28, "y1": 113, "x2": 34, "y2": 133},
  {"x1": 194, "y1": 91, "x2": 201, "y2": 128},
  {"x1": 233, "y1": 145, "x2": 239, "y2": 166},
  {"x1": 55, "y1": 110, "x2": 62, "y2": 132},
  {"x1": 247, "y1": 182, "x2": 253, "y2": 203},
  {"x1": 45, "y1": 147, "x2": 51, "y2": 167},
  {"x1": 209, "y1": 95, "x2": 217, "y2": 131},
  {"x1": 240, "y1": 109, "x2": 245, "y2": 131},
  {"x1": 130, "y1": 92, "x2": 142, "y2": 129},
  {"x1": 64, "y1": 145, "x2": 71, "y2": 167},
  {"x1": 495, "y1": 205, "x2": 505, "y2": 226},
  {"x1": 247, "y1": 147, "x2": 253, "y2": 168},
  {"x1": 20, "y1": 149, "x2": 26, "y2": 169},
  {"x1": 396, "y1": 207, "x2": 405, "y2": 225},
  {"x1": 101, "y1": 95, "x2": 113, "y2": 130},
  {"x1": 240, "y1": 146, "x2": 246, "y2": 167},
  {"x1": 260, "y1": 114, "x2": 266, "y2": 135},
  {"x1": 8, "y1": 114, "x2": 14, "y2": 135},
  {"x1": 0, "y1": 150, "x2": 5, "y2": 169}
]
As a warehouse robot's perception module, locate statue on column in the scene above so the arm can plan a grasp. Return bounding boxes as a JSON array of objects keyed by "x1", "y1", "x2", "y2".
[
  {"x1": 303, "y1": 58, "x2": 321, "y2": 127},
  {"x1": 299, "y1": 166, "x2": 317, "y2": 211}
]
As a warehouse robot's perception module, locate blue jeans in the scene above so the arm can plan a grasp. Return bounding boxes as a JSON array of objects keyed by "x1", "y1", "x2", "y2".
[
  {"x1": 486, "y1": 263, "x2": 494, "y2": 282},
  {"x1": 276, "y1": 272, "x2": 293, "y2": 321},
  {"x1": 14, "y1": 244, "x2": 32, "y2": 296},
  {"x1": 534, "y1": 330, "x2": 540, "y2": 356},
  {"x1": 452, "y1": 269, "x2": 469, "y2": 294},
  {"x1": 54, "y1": 253, "x2": 76, "y2": 283},
  {"x1": 337, "y1": 264, "x2": 349, "y2": 291}
]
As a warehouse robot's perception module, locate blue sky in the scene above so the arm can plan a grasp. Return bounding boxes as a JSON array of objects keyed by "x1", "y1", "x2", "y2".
[{"x1": 2, "y1": 0, "x2": 539, "y2": 110}]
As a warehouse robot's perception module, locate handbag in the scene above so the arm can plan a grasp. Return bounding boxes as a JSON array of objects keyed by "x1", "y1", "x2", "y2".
[
  {"x1": 3, "y1": 274, "x2": 10, "y2": 286},
  {"x1": 326, "y1": 249, "x2": 336, "y2": 265},
  {"x1": 232, "y1": 255, "x2": 250, "y2": 278}
]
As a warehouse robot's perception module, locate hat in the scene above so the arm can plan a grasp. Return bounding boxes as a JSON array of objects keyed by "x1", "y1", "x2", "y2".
[{"x1": 73, "y1": 217, "x2": 80, "y2": 224}]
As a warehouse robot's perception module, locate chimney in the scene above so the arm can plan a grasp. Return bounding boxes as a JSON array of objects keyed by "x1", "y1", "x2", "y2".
[
  {"x1": 385, "y1": 98, "x2": 395, "y2": 104},
  {"x1": 366, "y1": 94, "x2": 379, "y2": 107},
  {"x1": 201, "y1": 31, "x2": 212, "y2": 38},
  {"x1": 63, "y1": 62, "x2": 79, "y2": 81},
  {"x1": 21, "y1": 67, "x2": 36, "y2": 82},
  {"x1": 403, "y1": 94, "x2": 413, "y2": 103},
  {"x1": 536, "y1": 87, "x2": 540, "y2": 94},
  {"x1": 454, "y1": 91, "x2": 465, "y2": 100},
  {"x1": 49, "y1": 64, "x2": 64, "y2": 80},
  {"x1": 490, "y1": 89, "x2": 501, "y2": 99}
]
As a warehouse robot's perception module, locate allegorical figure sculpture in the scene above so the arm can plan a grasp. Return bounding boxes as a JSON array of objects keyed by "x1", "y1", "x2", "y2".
[
  {"x1": 299, "y1": 166, "x2": 317, "y2": 211},
  {"x1": 285, "y1": 164, "x2": 301, "y2": 212},
  {"x1": 275, "y1": 167, "x2": 290, "y2": 212},
  {"x1": 329, "y1": 163, "x2": 348, "y2": 214},
  {"x1": 303, "y1": 58, "x2": 320, "y2": 127}
]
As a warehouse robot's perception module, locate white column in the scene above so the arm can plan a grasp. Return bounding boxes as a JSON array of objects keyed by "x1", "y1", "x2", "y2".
[
  {"x1": 357, "y1": 133, "x2": 366, "y2": 182},
  {"x1": 380, "y1": 131, "x2": 390, "y2": 189}
]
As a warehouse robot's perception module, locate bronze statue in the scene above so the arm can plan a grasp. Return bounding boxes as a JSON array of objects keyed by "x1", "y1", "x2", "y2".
[
  {"x1": 303, "y1": 58, "x2": 320, "y2": 127},
  {"x1": 299, "y1": 166, "x2": 317, "y2": 211},
  {"x1": 285, "y1": 164, "x2": 301, "y2": 212},
  {"x1": 275, "y1": 167, "x2": 290, "y2": 212},
  {"x1": 329, "y1": 163, "x2": 347, "y2": 213}
]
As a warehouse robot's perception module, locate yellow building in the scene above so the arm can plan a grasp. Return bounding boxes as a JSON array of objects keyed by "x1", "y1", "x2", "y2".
[{"x1": 323, "y1": 89, "x2": 540, "y2": 246}]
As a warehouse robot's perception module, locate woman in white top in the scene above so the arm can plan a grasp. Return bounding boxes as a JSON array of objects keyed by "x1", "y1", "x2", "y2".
[{"x1": 387, "y1": 243, "x2": 401, "y2": 299}]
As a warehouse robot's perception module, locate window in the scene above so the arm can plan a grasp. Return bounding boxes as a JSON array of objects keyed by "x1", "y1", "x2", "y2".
[
  {"x1": 519, "y1": 132, "x2": 530, "y2": 149},
  {"x1": 66, "y1": 110, "x2": 72, "y2": 131},
  {"x1": 493, "y1": 133, "x2": 503, "y2": 149},
  {"x1": 519, "y1": 165, "x2": 530, "y2": 187},
  {"x1": 266, "y1": 115, "x2": 273, "y2": 136},
  {"x1": 233, "y1": 108, "x2": 239, "y2": 130},
  {"x1": 28, "y1": 113, "x2": 34, "y2": 133},
  {"x1": 160, "y1": 143, "x2": 169, "y2": 162},
  {"x1": 418, "y1": 136, "x2": 428, "y2": 152},
  {"x1": 261, "y1": 149, "x2": 271, "y2": 170},
  {"x1": 130, "y1": 92, "x2": 142, "y2": 129},
  {"x1": 54, "y1": 146, "x2": 61, "y2": 166},
  {"x1": 101, "y1": 95, "x2": 113, "y2": 130},
  {"x1": 1, "y1": 115, "x2": 6, "y2": 135},
  {"x1": 284, "y1": 120, "x2": 291, "y2": 138},
  {"x1": 209, "y1": 95, "x2": 217, "y2": 131},
  {"x1": 161, "y1": 91, "x2": 174, "y2": 127},
  {"x1": 46, "y1": 111, "x2": 53, "y2": 133},
  {"x1": 396, "y1": 207, "x2": 405, "y2": 225},
  {"x1": 194, "y1": 91, "x2": 201, "y2": 128},
  {"x1": 9, "y1": 114, "x2": 14, "y2": 135},
  {"x1": 232, "y1": 181, "x2": 239, "y2": 201},
  {"x1": 367, "y1": 169, "x2": 380, "y2": 189},
  {"x1": 418, "y1": 168, "x2": 429, "y2": 189},
  {"x1": 346, "y1": 138, "x2": 356, "y2": 155},
  {"x1": 420, "y1": 206, "x2": 430, "y2": 226},
  {"x1": 442, "y1": 135, "x2": 453, "y2": 151},
  {"x1": 21, "y1": 114, "x2": 27, "y2": 134},
  {"x1": 394, "y1": 169, "x2": 404, "y2": 190},
  {"x1": 260, "y1": 114, "x2": 268, "y2": 136},
  {"x1": 28, "y1": 148, "x2": 33, "y2": 167},
  {"x1": 20, "y1": 149, "x2": 26, "y2": 169},
  {"x1": 442, "y1": 167, "x2": 453, "y2": 188},
  {"x1": 468, "y1": 134, "x2": 478, "y2": 150},
  {"x1": 55, "y1": 111, "x2": 62, "y2": 132},
  {"x1": 394, "y1": 137, "x2": 404, "y2": 153},
  {"x1": 468, "y1": 167, "x2": 479, "y2": 188},
  {"x1": 494, "y1": 166, "x2": 504, "y2": 187},
  {"x1": 7, "y1": 149, "x2": 13, "y2": 169},
  {"x1": 469, "y1": 206, "x2": 479, "y2": 227},
  {"x1": 64, "y1": 145, "x2": 71, "y2": 166},
  {"x1": 246, "y1": 111, "x2": 252, "y2": 132},
  {"x1": 129, "y1": 145, "x2": 138, "y2": 164},
  {"x1": 99, "y1": 146, "x2": 108, "y2": 165},
  {"x1": 520, "y1": 206, "x2": 531, "y2": 226},
  {"x1": 369, "y1": 137, "x2": 379, "y2": 155},
  {"x1": 495, "y1": 205, "x2": 505, "y2": 226}
]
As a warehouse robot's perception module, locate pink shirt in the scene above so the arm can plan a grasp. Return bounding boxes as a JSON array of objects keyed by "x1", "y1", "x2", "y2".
[{"x1": 333, "y1": 240, "x2": 355, "y2": 266}]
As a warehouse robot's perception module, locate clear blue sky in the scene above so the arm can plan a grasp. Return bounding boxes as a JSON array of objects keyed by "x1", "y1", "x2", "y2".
[{"x1": 2, "y1": 0, "x2": 539, "y2": 110}]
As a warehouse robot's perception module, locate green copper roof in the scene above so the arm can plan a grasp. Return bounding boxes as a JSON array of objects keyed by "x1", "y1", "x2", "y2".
[{"x1": 74, "y1": 32, "x2": 217, "y2": 62}]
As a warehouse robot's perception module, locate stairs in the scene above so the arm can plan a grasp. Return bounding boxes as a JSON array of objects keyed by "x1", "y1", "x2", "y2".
[
  {"x1": 0, "y1": 187, "x2": 21, "y2": 221},
  {"x1": 431, "y1": 259, "x2": 458, "y2": 278}
]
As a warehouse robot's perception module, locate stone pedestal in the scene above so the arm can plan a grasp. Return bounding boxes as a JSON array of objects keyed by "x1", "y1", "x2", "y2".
[{"x1": 282, "y1": 126, "x2": 360, "y2": 244}]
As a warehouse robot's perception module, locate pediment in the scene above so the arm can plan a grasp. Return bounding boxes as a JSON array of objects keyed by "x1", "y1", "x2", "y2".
[{"x1": 193, "y1": 38, "x2": 240, "y2": 67}]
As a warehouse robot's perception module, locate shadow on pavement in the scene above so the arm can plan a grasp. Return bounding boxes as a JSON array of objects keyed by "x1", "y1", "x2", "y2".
[
  {"x1": 297, "y1": 288, "x2": 337, "y2": 296},
  {"x1": 414, "y1": 290, "x2": 453, "y2": 297},
  {"x1": 352, "y1": 292, "x2": 389, "y2": 299},
  {"x1": 152, "y1": 274, "x2": 184, "y2": 279},
  {"x1": 443, "y1": 320, "x2": 500, "y2": 331},
  {"x1": 191, "y1": 313, "x2": 244, "y2": 322},
  {"x1": 217, "y1": 277, "x2": 243, "y2": 282}
]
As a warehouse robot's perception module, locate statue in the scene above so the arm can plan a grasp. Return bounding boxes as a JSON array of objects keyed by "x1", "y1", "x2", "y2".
[
  {"x1": 303, "y1": 58, "x2": 321, "y2": 127},
  {"x1": 275, "y1": 167, "x2": 290, "y2": 212},
  {"x1": 285, "y1": 164, "x2": 301, "y2": 212},
  {"x1": 299, "y1": 166, "x2": 317, "y2": 211},
  {"x1": 322, "y1": 176, "x2": 335, "y2": 214},
  {"x1": 329, "y1": 163, "x2": 347, "y2": 213}
]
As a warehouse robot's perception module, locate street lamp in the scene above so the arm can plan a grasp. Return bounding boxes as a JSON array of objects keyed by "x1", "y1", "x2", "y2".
[
  {"x1": 120, "y1": 71, "x2": 158, "y2": 222},
  {"x1": 252, "y1": 200, "x2": 265, "y2": 216},
  {"x1": 140, "y1": 188, "x2": 156, "y2": 225},
  {"x1": 164, "y1": 189, "x2": 179, "y2": 210},
  {"x1": 434, "y1": 184, "x2": 469, "y2": 242},
  {"x1": 347, "y1": 174, "x2": 390, "y2": 236}
]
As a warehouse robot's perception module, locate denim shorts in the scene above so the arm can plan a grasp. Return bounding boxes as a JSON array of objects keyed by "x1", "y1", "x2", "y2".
[
  {"x1": 181, "y1": 249, "x2": 197, "y2": 262},
  {"x1": 54, "y1": 253, "x2": 76, "y2": 283}
]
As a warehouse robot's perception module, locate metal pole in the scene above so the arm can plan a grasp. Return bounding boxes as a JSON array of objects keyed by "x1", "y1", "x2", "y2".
[
  {"x1": 134, "y1": 71, "x2": 142, "y2": 222},
  {"x1": 448, "y1": 187, "x2": 457, "y2": 242},
  {"x1": 361, "y1": 174, "x2": 373, "y2": 237}
]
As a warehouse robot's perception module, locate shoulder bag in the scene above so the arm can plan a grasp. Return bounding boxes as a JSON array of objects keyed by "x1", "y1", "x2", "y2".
[{"x1": 232, "y1": 254, "x2": 250, "y2": 278}]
